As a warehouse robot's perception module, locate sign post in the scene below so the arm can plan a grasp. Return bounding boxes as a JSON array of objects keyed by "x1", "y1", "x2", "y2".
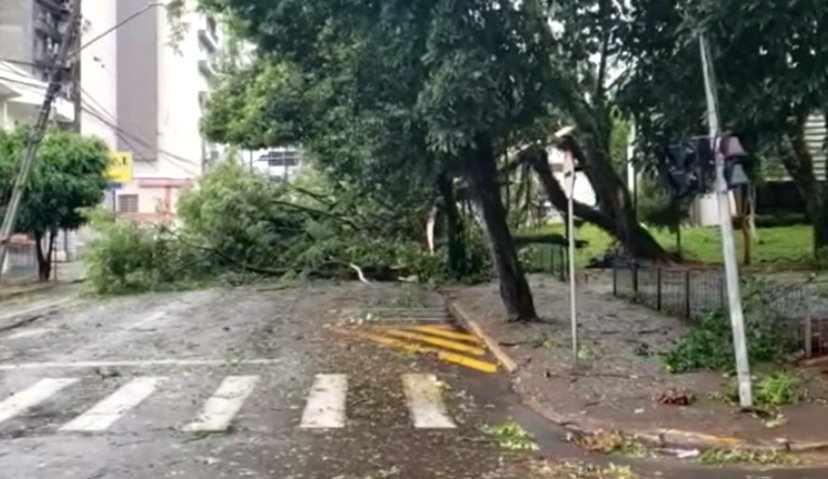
[
  {"x1": 563, "y1": 148, "x2": 578, "y2": 362},
  {"x1": 554, "y1": 125, "x2": 578, "y2": 363}
]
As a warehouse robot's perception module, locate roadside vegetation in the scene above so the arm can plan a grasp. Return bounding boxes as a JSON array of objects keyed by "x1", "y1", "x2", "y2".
[
  {"x1": 520, "y1": 224, "x2": 813, "y2": 269},
  {"x1": 80, "y1": 0, "x2": 828, "y2": 325}
]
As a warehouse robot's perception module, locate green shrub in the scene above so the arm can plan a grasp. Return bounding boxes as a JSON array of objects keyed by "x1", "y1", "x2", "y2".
[
  {"x1": 83, "y1": 211, "x2": 208, "y2": 294},
  {"x1": 84, "y1": 162, "x2": 493, "y2": 294},
  {"x1": 664, "y1": 280, "x2": 798, "y2": 373},
  {"x1": 755, "y1": 371, "x2": 807, "y2": 406},
  {"x1": 715, "y1": 370, "x2": 807, "y2": 407}
]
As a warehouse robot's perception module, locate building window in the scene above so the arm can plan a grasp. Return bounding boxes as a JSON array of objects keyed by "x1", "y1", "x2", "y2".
[
  {"x1": 207, "y1": 16, "x2": 218, "y2": 40},
  {"x1": 118, "y1": 194, "x2": 139, "y2": 213},
  {"x1": 263, "y1": 149, "x2": 299, "y2": 167}
]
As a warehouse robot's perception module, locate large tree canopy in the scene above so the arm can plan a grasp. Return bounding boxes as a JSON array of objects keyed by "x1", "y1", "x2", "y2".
[
  {"x1": 619, "y1": 0, "x2": 828, "y2": 255},
  {"x1": 197, "y1": 0, "x2": 569, "y2": 320}
]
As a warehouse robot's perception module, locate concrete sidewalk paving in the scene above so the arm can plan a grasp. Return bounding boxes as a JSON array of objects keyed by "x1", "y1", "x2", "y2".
[{"x1": 445, "y1": 275, "x2": 828, "y2": 454}]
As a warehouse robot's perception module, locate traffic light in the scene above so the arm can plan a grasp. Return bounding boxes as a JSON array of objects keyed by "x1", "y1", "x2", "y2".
[
  {"x1": 663, "y1": 137, "x2": 713, "y2": 197},
  {"x1": 719, "y1": 134, "x2": 750, "y2": 188},
  {"x1": 663, "y1": 133, "x2": 750, "y2": 197}
]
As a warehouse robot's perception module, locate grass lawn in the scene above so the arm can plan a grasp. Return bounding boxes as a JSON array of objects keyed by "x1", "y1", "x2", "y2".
[{"x1": 519, "y1": 223, "x2": 814, "y2": 267}]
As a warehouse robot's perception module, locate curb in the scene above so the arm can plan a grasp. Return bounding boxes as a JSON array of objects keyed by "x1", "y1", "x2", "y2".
[
  {"x1": 0, "y1": 284, "x2": 56, "y2": 302},
  {"x1": 0, "y1": 297, "x2": 76, "y2": 332},
  {"x1": 445, "y1": 299, "x2": 828, "y2": 455},
  {"x1": 446, "y1": 302, "x2": 517, "y2": 374}
]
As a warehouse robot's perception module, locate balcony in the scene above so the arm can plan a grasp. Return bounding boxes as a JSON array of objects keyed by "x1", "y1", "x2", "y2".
[
  {"x1": 198, "y1": 59, "x2": 216, "y2": 79},
  {"x1": 198, "y1": 16, "x2": 220, "y2": 52},
  {"x1": 198, "y1": 30, "x2": 218, "y2": 53},
  {"x1": 35, "y1": 0, "x2": 70, "y2": 15},
  {"x1": 34, "y1": 16, "x2": 62, "y2": 40}
]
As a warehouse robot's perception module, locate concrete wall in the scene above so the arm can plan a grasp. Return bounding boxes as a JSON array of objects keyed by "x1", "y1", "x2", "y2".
[
  {"x1": 79, "y1": 0, "x2": 119, "y2": 148},
  {"x1": 0, "y1": 1, "x2": 35, "y2": 72},
  {"x1": 76, "y1": 0, "x2": 222, "y2": 218}
]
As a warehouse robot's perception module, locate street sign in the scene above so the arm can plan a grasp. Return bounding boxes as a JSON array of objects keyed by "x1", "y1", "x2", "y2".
[{"x1": 106, "y1": 151, "x2": 132, "y2": 185}]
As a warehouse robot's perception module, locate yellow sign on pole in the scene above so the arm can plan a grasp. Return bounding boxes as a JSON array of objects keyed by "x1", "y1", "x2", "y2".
[{"x1": 106, "y1": 151, "x2": 132, "y2": 185}]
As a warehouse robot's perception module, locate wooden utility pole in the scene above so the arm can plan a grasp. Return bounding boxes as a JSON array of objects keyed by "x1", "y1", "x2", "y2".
[{"x1": 0, "y1": 0, "x2": 81, "y2": 279}]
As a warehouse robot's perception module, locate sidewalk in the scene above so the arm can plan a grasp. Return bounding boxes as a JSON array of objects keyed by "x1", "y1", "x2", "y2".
[
  {"x1": 0, "y1": 261, "x2": 86, "y2": 301},
  {"x1": 445, "y1": 274, "x2": 828, "y2": 452}
]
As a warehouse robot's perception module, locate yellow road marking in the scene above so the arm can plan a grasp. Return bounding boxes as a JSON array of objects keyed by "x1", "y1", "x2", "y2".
[
  {"x1": 400, "y1": 325, "x2": 482, "y2": 344},
  {"x1": 380, "y1": 329, "x2": 486, "y2": 356},
  {"x1": 333, "y1": 328, "x2": 498, "y2": 373}
]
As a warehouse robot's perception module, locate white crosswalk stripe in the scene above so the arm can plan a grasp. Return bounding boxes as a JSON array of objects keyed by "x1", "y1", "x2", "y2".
[
  {"x1": 0, "y1": 378, "x2": 79, "y2": 425},
  {"x1": 300, "y1": 374, "x2": 348, "y2": 429},
  {"x1": 183, "y1": 375, "x2": 259, "y2": 432},
  {"x1": 402, "y1": 373, "x2": 456, "y2": 429},
  {"x1": 0, "y1": 373, "x2": 458, "y2": 434},
  {"x1": 60, "y1": 377, "x2": 166, "y2": 432}
]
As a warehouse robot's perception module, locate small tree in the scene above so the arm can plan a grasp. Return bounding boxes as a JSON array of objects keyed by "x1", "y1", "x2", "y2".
[{"x1": 0, "y1": 127, "x2": 110, "y2": 281}]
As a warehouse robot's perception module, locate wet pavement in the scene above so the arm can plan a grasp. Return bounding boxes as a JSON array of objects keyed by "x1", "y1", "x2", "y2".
[{"x1": 0, "y1": 283, "x2": 825, "y2": 478}]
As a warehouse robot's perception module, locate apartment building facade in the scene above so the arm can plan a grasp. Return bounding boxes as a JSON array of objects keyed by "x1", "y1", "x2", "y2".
[
  {"x1": 79, "y1": 0, "x2": 223, "y2": 219},
  {"x1": 0, "y1": 0, "x2": 72, "y2": 80}
]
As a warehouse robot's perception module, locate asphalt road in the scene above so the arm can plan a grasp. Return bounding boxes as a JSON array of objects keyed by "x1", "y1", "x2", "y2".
[{"x1": 0, "y1": 284, "x2": 825, "y2": 478}]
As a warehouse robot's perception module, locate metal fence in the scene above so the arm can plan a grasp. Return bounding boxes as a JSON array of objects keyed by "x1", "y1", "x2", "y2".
[
  {"x1": 520, "y1": 244, "x2": 569, "y2": 281},
  {"x1": 611, "y1": 262, "x2": 828, "y2": 358}
]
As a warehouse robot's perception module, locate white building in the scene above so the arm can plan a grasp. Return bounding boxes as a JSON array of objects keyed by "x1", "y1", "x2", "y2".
[
  {"x1": 247, "y1": 147, "x2": 302, "y2": 181},
  {"x1": 0, "y1": 60, "x2": 74, "y2": 129},
  {"x1": 0, "y1": 60, "x2": 75, "y2": 276},
  {"x1": 543, "y1": 146, "x2": 597, "y2": 222},
  {"x1": 79, "y1": 0, "x2": 223, "y2": 220}
]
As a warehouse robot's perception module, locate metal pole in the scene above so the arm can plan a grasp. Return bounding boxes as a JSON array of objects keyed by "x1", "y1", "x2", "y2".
[
  {"x1": 564, "y1": 149, "x2": 578, "y2": 361},
  {"x1": 684, "y1": 270, "x2": 691, "y2": 319},
  {"x1": 700, "y1": 34, "x2": 752, "y2": 408},
  {"x1": 0, "y1": 0, "x2": 81, "y2": 279},
  {"x1": 656, "y1": 267, "x2": 662, "y2": 311}
]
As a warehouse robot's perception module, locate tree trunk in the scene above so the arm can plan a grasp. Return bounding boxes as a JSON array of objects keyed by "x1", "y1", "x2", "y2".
[
  {"x1": 33, "y1": 231, "x2": 52, "y2": 282},
  {"x1": 676, "y1": 226, "x2": 682, "y2": 257},
  {"x1": 781, "y1": 122, "x2": 828, "y2": 257},
  {"x1": 738, "y1": 186, "x2": 752, "y2": 266},
  {"x1": 464, "y1": 136, "x2": 538, "y2": 322},
  {"x1": 436, "y1": 171, "x2": 466, "y2": 278},
  {"x1": 524, "y1": 146, "x2": 670, "y2": 261}
]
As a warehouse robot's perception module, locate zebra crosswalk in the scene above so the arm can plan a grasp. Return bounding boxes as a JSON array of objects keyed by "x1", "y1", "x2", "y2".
[{"x1": 0, "y1": 373, "x2": 458, "y2": 435}]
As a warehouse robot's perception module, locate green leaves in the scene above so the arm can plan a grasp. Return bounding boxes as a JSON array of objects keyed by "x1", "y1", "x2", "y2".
[{"x1": 0, "y1": 127, "x2": 109, "y2": 237}]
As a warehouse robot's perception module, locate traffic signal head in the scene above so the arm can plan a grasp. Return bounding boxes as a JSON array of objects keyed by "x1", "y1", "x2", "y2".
[{"x1": 720, "y1": 134, "x2": 750, "y2": 188}]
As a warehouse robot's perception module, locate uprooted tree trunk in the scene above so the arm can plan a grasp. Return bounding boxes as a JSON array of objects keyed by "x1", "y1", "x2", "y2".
[
  {"x1": 33, "y1": 230, "x2": 57, "y2": 282},
  {"x1": 463, "y1": 135, "x2": 538, "y2": 322},
  {"x1": 520, "y1": 145, "x2": 671, "y2": 262}
]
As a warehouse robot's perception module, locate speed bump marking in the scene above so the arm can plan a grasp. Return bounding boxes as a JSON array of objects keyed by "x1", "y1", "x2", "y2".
[
  {"x1": 380, "y1": 329, "x2": 486, "y2": 356},
  {"x1": 333, "y1": 327, "x2": 498, "y2": 374},
  {"x1": 400, "y1": 325, "x2": 482, "y2": 344}
]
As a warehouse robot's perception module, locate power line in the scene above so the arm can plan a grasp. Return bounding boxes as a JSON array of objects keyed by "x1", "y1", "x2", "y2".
[
  {"x1": 77, "y1": 84, "x2": 210, "y2": 172},
  {"x1": 71, "y1": 2, "x2": 164, "y2": 58},
  {"x1": 0, "y1": 0, "x2": 81, "y2": 278},
  {"x1": 2, "y1": 68, "x2": 211, "y2": 176},
  {"x1": 2, "y1": 1, "x2": 163, "y2": 69},
  {"x1": 78, "y1": 100, "x2": 203, "y2": 176}
]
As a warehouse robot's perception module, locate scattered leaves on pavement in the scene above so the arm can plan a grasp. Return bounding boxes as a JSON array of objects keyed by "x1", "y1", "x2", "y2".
[
  {"x1": 656, "y1": 388, "x2": 696, "y2": 406},
  {"x1": 697, "y1": 448, "x2": 801, "y2": 466},
  {"x1": 569, "y1": 430, "x2": 650, "y2": 458},
  {"x1": 483, "y1": 421, "x2": 539, "y2": 451}
]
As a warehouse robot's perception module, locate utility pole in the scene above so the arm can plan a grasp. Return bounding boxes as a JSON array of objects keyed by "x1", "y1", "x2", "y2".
[
  {"x1": 0, "y1": 0, "x2": 81, "y2": 279},
  {"x1": 67, "y1": 4, "x2": 83, "y2": 263},
  {"x1": 699, "y1": 34, "x2": 753, "y2": 407}
]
